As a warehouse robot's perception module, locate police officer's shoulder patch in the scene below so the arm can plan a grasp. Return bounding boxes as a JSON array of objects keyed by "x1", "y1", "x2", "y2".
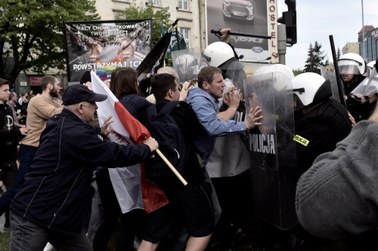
[{"x1": 293, "y1": 134, "x2": 309, "y2": 146}]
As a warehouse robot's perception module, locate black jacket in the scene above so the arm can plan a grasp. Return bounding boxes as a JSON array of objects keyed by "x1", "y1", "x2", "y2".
[
  {"x1": 11, "y1": 109, "x2": 152, "y2": 234},
  {"x1": 152, "y1": 100, "x2": 207, "y2": 188},
  {"x1": 295, "y1": 99, "x2": 352, "y2": 174},
  {"x1": 0, "y1": 103, "x2": 22, "y2": 164}
]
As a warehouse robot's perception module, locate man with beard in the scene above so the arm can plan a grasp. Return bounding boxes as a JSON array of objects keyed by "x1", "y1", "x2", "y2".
[{"x1": 0, "y1": 76, "x2": 63, "y2": 223}]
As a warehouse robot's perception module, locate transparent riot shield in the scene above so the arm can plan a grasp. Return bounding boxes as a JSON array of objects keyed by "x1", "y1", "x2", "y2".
[
  {"x1": 221, "y1": 59, "x2": 247, "y2": 91},
  {"x1": 351, "y1": 67, "x2": 378, "y2": 95},
  {"x1": 245, "y1": 72, "x2": 298, "y2": 230},
  {"x1": 171, "y1": 48, "x2": 202, "y2": 83},
  {"x1": 320, "y1": 66, "x2": 343, "y2": 103}
]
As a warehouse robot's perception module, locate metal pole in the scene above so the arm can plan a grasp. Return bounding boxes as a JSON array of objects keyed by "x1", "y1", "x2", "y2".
[
  {"x1": 361, "y1": 0, "x2": 365, "y2": 58},
  {"x1": 278, "y1": 24, "x2": 287, "y2": 65}
]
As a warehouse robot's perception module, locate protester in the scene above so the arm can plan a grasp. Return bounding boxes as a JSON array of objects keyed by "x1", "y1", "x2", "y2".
[
  {"x1": 199, "y1": 28, "x2": 254, "y2": 248},
  {"x1": 8, "y1": 92, "x2": 21, "y2": 125},
  {"x1": 17, "y1": 92, "x2": 28, "y2": 108},
  {"x1": 17, "y1": 92, "x2": 29, "y2": 124},
  {"x1": 0, "y1": 78, "x2": 27, "y2": 230},
  {"x1": 0, "y1": 76, "x2": 63, "y2": 224},
  {"x1": 137, "y1": 73, "x2": 215, "y2": 251},
  {"x1": 113, "y1": 67, "x2": 153, "y2": 124},
  {"x1": 77, "y1": 71, "x2": 104, "y2": 246},
  {"x1": 186, "y1": 66, "x2": 263, "y2": 249},
  {"x1": 338, "y1": 53, "x2": 377, "y2": 121},
  {"x1": 17, "y1": 93, "x2": 24, "y2": 107},
  {"x1": 295, "y1": 87, "x2": 378, "y2": 250},
  {"x1": 28, "y1": 90, "x2": 35, "y2": 100},
  {"x1": 145, "y1": 66, "x2": 191, "y2": 104},
  {"x1": 9, "y1": 84, "x2": 158, "y2": 251},
  {"x1": 187, "y1": 66, "x2": 262, "y2": 165},
  {"x1": 93, "y1": 67, "x2": 153, "y2": 251},
  {"x1": 158, "y1": 66, "x2": 192, "y2": 101}
]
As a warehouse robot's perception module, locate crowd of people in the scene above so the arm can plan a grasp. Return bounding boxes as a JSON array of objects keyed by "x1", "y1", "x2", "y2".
[{"x1": 1, "y1": 27, "x2": 378, "y2": 251}]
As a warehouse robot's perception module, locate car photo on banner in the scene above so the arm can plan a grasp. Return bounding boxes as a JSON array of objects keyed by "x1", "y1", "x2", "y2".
[
  {"x1": 207, "y1": 0, "x2": 277, "y2": 63},
  {"x1": 223, "y1": 0, "x2": 254, "y2": 22}
]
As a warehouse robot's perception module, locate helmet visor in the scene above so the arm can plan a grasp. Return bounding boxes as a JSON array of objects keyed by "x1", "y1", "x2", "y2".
[{"x1": 338, "y1": 64, "x2": 361, "y2": 75}]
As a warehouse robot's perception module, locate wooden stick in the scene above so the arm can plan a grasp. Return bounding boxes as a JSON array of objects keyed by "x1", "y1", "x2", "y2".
[{"x1": 155, "y1": 149, "x2": 188, "y2": 186}]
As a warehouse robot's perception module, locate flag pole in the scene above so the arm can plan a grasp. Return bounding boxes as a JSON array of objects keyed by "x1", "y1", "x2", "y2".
[{"x1": 155, "y1": 149, "x2": 188, "y2": 186}]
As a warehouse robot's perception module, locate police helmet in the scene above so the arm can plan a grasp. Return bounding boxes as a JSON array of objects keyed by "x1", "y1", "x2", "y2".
[
  {"x1": 253, "y1": 64, "x2": 294, "y2": 91},
  {"x1": 202, "y1": 41, "x2": 235, "y2": 68},
  {"x1": 291, "y1": 72, "x2": 332, "y2": 110},
  {"x1": 367, "y1": 60, "x2": 376, "y2": 70},
  {"x1": 173, "y1": 53, "x2": 199, "y2": 82},
  {"x1": 338, "y1": 53, "x2": 367, "y2": 76}
]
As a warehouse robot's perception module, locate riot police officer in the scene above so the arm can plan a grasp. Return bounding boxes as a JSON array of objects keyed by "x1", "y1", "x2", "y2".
[
  {"x1": 292, "y1": 72, "x2": 353, "y2": 174},
  {"x1": 338, "y1": 53, "x2": 377, "y2": 121}
]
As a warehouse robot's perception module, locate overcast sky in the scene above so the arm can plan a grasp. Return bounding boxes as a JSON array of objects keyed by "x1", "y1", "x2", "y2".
[{"x1": 277, "y1": 0, "x2": 378, "y2": 70}]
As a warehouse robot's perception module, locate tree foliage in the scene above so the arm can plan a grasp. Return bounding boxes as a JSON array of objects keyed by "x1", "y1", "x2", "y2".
[
  {"x1": 115, "y1": 3, "x2": 171, "y2": 47},
  {"x1": 0, "y1": 0, "x2": 99, "y2": 84},
  {"x1": 303, "y1": 41, "x2": 326, "y2": 74},
  {"x1": 337, "y1": 47, "x2": 341, "y2": 60},
  {"x1": 292, "y1": 68, "x2": 304, "y2": 76}
]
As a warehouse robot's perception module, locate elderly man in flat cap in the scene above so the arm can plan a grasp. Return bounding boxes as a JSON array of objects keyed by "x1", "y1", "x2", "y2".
[{"x1": 9, "y1": 84, "x2": 158, "y2": 251}]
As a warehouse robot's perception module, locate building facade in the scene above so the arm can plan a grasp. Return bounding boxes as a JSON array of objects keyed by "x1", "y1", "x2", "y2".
[
  {"x1": 95, "y1": 0, "x2": 205, "y2": 50},
  {"x1": 359, "y1": 26, "x2": 378, "y2": 64},
  {"x1": 342, "y1": 42, "x2": 359, "y2": 55}
]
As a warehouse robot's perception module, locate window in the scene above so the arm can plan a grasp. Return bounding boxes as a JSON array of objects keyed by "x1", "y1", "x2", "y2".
[
  {"x1": 178, "y1": 0, "x2": 190, "y2": 11},
  {"x1": 150, "y1": 0, "x2": 160, "y2": 6},
  {"x1": 179, "y1": 27, "x2": 190, "y2": 48},
  {"x1": 113, "y1": 9, "x2": 125, "y2": 19}
]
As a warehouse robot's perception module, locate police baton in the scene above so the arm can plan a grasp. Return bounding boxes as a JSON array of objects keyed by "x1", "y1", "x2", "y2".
[
  {"x1": 210, "y1": 29, "x2": 272, "y2": 39},
  {"x1": 329, "y1": 35, "x2": 347, "y2": 108}
]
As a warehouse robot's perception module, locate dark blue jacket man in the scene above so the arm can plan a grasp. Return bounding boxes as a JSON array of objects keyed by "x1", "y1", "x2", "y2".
[{"x1": 9, "y1": 84, "x2": 158, "y2": 251}]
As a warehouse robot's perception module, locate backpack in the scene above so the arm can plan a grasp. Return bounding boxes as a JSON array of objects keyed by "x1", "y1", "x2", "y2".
[{"x1": 145, "y1": 101, "x2": 187, "y2": 183}]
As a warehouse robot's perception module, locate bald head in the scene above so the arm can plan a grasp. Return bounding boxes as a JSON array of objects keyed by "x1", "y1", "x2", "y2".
[{"x1": 156, "y1": 67, "x2": 180, "y2": 82}]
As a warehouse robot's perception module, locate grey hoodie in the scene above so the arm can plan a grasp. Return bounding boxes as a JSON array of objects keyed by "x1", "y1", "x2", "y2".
[{"x1": 296, "y1": 120, "x2": 378, "y2": 239}]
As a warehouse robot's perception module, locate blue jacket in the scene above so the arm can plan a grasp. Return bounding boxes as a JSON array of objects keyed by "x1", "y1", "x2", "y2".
[
  {"x1": 186, "y1": 87, "x2": 246, "y2": 163},
  {"x1": 11, "y1": 109, "x2": 152, "y2": 234}
]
